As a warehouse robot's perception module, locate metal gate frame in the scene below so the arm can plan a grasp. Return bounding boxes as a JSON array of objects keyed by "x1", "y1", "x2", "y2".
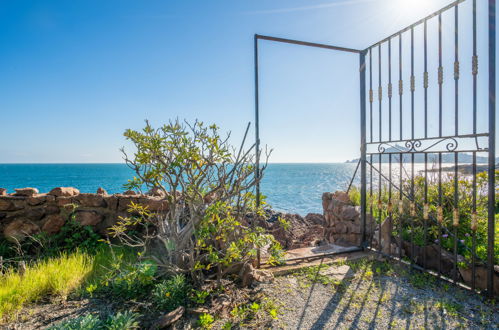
[{"x1": 254, "y1": 0, "x2": 496, "y2": 297}]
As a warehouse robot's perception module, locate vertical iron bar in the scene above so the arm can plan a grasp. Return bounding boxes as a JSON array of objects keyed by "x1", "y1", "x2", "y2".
[
  {"x1": 369, "y1": 47, "x2": 374, "y2": 249},
  {"x1": 369, "y1": 46, "x2": 374, "y2": 249},
  {"x1": 388, "y1": 38, "x2": 392, "y2": 255},
  {"x1": 471, "y1": 0, "x2": 477, "y2": 292},
  {"x1": 455, "y1": 5, "x2": 459, "y2": 136},
  {"x1": 438, "y1": 152, "x2": 442, "y2": 276},
  {"x1": 411, "y1": 27, "x2": 415, "y2": 140},
  {"x1": 253, "y1": 35, "x2": 261, "y2": 268},
  {"x1": 389, "y1": 39, "x2": 392, "y2": 142},
  {"x1": 370, "y1": 154, "x2": 373, "y2": 248},
  {"x1": 398, "y1": 34, "x2": 403, "y2": 260},
  {"x1": 379, "y1": 44, "x2": 382, "y2": 142},
  {"x1": 454, "y1": 152, "x2": 459, "y2": 283},
  {"x1": 424, "y1": 153, "x2": 428, "y2": 269},
  {"x1": 410, "y1": 27, "x2": 415, "y2": 266},
  {"x1": 472, "y1": 152, "x2": 477, "y2": 291},
  {"x1": 399, "y1": 35, "x2": 403, "y2": 140},
  {"x1": 473, "y1": 0, "x2": 477, "y2": 135},
  {"x1": 437, "y1": 14, "x2": 443, "y2": 279},
  {"x1": 254, "y1": 35, "x2": 261, "y2": 209},
  {"x1": 399, "y1": 153, "x2": 403, "y2": 259},
  {"x1": 370, "y1": 49, "x2": 373, "y2": 143},
  {"x1": 379, "y1": 153, "x2": 382, "y2": 253},
  {"x1": 439, "y1": 14, "x2": 443, "y2": 137},
  {"x1": 378, "y1": 44, "x2": 382, "y2": 253},
  {"x1": 424, "y1": 19, "x2": 428, "y2": 138},
  {"x1": 389, "y1": 153, "x2": 392, "y2": 254},
  {"x1": 453, "y1": 5, "x2": 459, "y2": 284},
  {"x1": 487, "y1": 0, "x2": 496, "y2": 298},
  {"x1": 423, "y1": 19, "x2": 428, "y2": 270},
  {"x1": 360, "y1": 51, "x2": 368, "y2": 248}
]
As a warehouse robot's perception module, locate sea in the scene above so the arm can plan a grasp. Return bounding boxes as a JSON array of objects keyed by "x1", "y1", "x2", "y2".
[{"x1": 0, "y1": 162, "x2": 455, "y2": 215}]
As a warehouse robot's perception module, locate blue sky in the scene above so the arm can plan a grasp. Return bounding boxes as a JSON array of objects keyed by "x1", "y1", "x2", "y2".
[{"x1": 0, "y1": 0, "x2": 496, "y2": 163}]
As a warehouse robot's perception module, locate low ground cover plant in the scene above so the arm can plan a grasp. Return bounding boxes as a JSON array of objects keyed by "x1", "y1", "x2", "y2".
[{"x1": 48, "y1": 311, "x2": 139, "y2": 330}]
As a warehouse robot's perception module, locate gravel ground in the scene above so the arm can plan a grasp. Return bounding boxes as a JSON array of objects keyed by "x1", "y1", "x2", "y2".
[{"x1": 255, "y1": 257, "x2": 498, "y2": 330}]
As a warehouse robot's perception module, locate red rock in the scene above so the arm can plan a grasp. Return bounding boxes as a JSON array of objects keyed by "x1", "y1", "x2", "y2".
[
  {"x1": 146, "y1": 187, "x2": 166, "y2": 197},
  {"x1": 0, "y1": 188, "x2": 7, "y2": 196},
  {"x1": 117, "y1": 196, "x2": 141, "y2": 211},
  {"x1": 3, "y1": 219, "x2": 40, "y2": 242},
  {"x1": 304, "y1": 213, "x2": 325, "y2": 226},
  {"x1": 48, "y1": 187, "x2": 80, "y2": 197},
  {"x1": 96, "y1": 187, "x2": 108, "y2": 195},
  {"x1": 75, "y1": 211, "x2": 103, "y2": 226},
  {"x1": 332, "y1": 191, "x2": 351, "y2": 204},
  {"x1": 56, "y1": 197, "x2": 74, "y2": 207},
  {"x1": 104, "y1": 195, "x2": 119, "y2": 210},
  {"x1": 23, "y1": 208, "x2": 46, "y2": 221},
  {"x1": 27, "y1": 194, "x2": 51, "y2": 206},
  {"x1": 44, "y1": 204, "x2": 60, "y2": 215},
  {"x1": 240, "y1": 263, "x2": 273, "y2": 287},
  {"x1": 459, "y1": 264, "x2": 499, "y2": 296},
  {"x1": 139, "y1": 197, "x2": 169, "y2": 212},
  {"x1": 0, "y1": 199, "x2": 14, "y2": 211},
  {"x1": 14, "y1": 188, "x2": 39, "y2": 197},
  {"x1": 42, "y1": 214, "x2": 65, "y2": 234},
  {"x1": 75, "y1": 193, "x2": 106, "y2": 207},
  {"x1": 123, "y1": 190, "x2": 138, "y2": 196}
]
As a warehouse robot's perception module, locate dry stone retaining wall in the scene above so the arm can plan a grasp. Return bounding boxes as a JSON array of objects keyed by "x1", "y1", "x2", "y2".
[
  {"x1": 0, "y1": 187, "x2": 169, "y2": 242},
  {"x1": 322, "y1": 191, "x2": 374, "y2": 246}
]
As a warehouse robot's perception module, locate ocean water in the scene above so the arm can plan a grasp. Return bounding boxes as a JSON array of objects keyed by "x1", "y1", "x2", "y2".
[{"x1": 0, "y1": 163, "x2": 361, "y2": 215}]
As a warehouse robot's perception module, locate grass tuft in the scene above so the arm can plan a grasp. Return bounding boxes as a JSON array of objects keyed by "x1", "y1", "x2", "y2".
[{"x1": 0, "y1": 251, "x2": 93, "y2": 321}]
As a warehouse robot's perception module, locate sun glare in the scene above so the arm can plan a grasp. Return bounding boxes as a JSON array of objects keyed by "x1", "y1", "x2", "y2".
[{"x1": 395, "y1": 0, "x2": 431, "y2": 19}]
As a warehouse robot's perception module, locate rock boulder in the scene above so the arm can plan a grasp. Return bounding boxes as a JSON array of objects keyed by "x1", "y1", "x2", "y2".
[{"x1": 49, "y1": 187, "x2": 80, "y2": 197}]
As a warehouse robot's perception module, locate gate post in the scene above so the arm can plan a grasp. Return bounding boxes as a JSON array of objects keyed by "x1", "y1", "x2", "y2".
[
  {"x1": 359, "y1": 50, "x2": 367, "y2": 248},
  {"x1": 487, "y1": 0, "x2": 495, "y2": 298}
]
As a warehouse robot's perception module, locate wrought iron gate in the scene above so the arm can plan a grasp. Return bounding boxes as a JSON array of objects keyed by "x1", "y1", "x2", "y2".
[{"x1": 254, "y1": 0, "x2": 495, "y2": 297}]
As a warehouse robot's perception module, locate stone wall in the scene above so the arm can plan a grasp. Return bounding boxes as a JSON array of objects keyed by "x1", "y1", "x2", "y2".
[
  {"x1": 322, "y1": 191, "x2": 374, "y2": 246},
  {"x1": 0, "y1": 187, "x2": 169, "y2": 242}
]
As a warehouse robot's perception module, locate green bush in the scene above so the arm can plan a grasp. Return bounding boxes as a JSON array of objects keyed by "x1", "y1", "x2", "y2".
[
  {"x1": 101, "y1": 260, "x2": 157, "y2": 300},
  {"x1": 113, "y1": 119, "x2": 282, "y2": 285},
  {"x1": 152, "y1": 274, "x2": 190, "y2": 312}
]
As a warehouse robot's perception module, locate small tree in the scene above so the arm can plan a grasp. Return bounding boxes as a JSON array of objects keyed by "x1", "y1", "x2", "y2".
[{"x1": 110, "y1": 119, "x2": 282, "y2": 284}]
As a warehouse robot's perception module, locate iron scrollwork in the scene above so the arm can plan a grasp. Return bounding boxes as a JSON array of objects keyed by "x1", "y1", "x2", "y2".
[{"x1": 373, "y1": 136, "x2": 459, "y2": 154}]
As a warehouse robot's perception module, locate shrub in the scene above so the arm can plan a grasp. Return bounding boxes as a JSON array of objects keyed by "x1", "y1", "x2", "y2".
[
  {"x1": 102, "y1": 260, "x2": 157, "y2": 300},
  {"x1": 111, "y1": 119, "x2": 282, "y2": 284},
  {"x1": 152, "y1": 274, "x2": 190, "y2": 312}
]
